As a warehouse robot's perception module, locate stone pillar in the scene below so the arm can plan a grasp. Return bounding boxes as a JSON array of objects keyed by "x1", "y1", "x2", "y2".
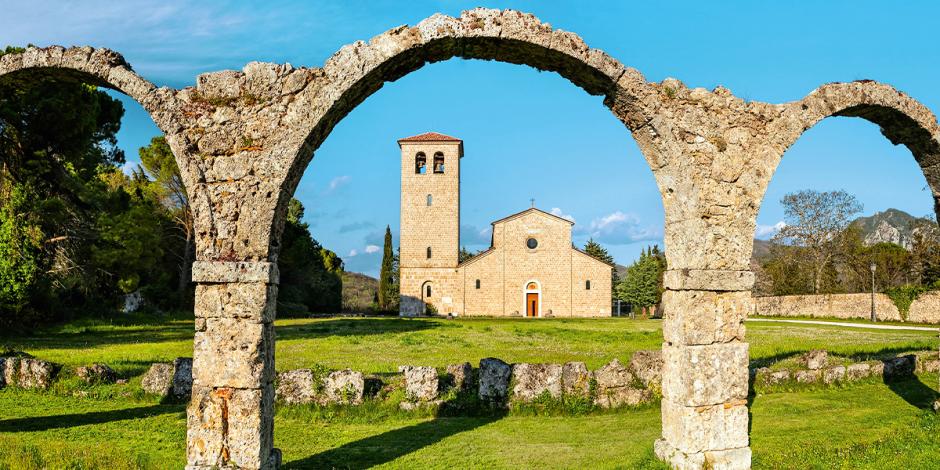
[
  {"x1": 186, "y1": 261, "x2": 281, "y2": 470},
  {"x1": 654, "y1": 269, "x2": 753, "y2": 470}
]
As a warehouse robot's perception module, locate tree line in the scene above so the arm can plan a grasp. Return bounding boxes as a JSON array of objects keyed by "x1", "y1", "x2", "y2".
[
  {"x1": 754, "y1": 189, "x2": 940, "y2": 302},
  {"x1": 0, "y1": 46, "x2": 342, "y2": 329}
]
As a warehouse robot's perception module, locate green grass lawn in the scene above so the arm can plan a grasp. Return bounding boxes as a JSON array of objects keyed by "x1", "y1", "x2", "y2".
[{"x1": 1, "y1": 315, "x2": 938, "y2": 468}]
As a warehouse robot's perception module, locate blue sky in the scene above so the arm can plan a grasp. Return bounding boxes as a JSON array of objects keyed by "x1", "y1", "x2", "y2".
[{"x1": 4, "y1": 1, "x2": 938, "y2": 276}]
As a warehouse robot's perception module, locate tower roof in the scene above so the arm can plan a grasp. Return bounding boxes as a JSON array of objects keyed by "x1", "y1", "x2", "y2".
[{"x1": 397, "y1": 132, "x2": 462, "y2": 144}]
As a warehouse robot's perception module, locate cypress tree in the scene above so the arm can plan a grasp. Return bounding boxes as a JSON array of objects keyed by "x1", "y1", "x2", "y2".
[{"x1": 378, "y1": 226, "x2": 395, "y2": 311}]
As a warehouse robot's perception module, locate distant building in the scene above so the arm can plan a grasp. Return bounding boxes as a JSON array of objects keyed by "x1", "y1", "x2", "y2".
[{"x1": 397, "y1": 132, "x2": 613, "y2": 317}]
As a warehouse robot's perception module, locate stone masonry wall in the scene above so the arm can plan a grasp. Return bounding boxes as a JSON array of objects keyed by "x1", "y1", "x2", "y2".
[
  {"x1": 571, "y1": 249, "x2": 613, "y2": 317},
  {"x1": 754, "y1": 293, "x2": 902, "y2": 322},
  {"x1": 907, "y1": 291, "x2": 940, "y2": 324}
]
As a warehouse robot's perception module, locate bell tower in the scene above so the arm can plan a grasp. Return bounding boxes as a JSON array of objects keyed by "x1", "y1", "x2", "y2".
[{"x1": 397, "y1": 132, "x2": 462, "y2": 315}]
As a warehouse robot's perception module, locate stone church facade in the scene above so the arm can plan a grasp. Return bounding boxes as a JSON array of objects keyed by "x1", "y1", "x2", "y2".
[{"x1": 397, "y1": 132, "x2": 613, "y2": 317}]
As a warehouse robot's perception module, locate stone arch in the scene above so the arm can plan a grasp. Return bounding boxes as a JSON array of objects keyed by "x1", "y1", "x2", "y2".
[
  {"x1": 0, "y1": 46, "x2": 194, "y2": 187},
  {"x1": 269, "y1": 8, "x2": 665, "y2": 259},
  {"x1": 757, "y1": 81, "x2": 940, "y2": 239}
]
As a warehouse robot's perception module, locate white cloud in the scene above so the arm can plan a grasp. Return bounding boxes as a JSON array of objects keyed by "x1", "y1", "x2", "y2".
[
  {"x1": 364, "y1": 244, "x2": 380, "y2": 254},
  {"x1": 578, "y1": 211, "x2": 661, "y2": 245},
  {"x1": 755, "y1": 221, "x2": 786, "y2": 239},
  {"x1": 460, "y1": 224, "x2": 492, "y2": 247},
  {"x1": 348, "y1": 249, "x2": 358, "y2": 257},
  {"x1": 326, "y1": 175, "x2": 351, "y2": 193},
  {"x1": 550, "y1": 207, "x2": 576, "y2": 223}
]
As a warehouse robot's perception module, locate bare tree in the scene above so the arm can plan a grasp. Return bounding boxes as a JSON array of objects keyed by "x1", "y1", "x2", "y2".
[{"x1": 772, "y1": 189, "x2": 862, "y2": 294}]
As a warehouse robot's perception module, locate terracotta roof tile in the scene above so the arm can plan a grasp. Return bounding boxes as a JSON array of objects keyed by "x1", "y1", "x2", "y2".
[{"x1": 397, "y1": 132, "x2": 462, "y2": 143}]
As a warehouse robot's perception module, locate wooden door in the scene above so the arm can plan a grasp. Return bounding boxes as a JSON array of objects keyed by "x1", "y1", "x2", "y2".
[{"x1": 526, "y1": 293, "x2": 539, "y2": 317}]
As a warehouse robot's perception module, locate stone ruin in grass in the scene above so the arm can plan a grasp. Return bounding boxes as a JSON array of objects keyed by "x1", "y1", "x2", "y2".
[
  {"x1": 275, "y1": 351, "x2": 665, "y2": 410},
  {"x1": 752, "y1": 349, "x2": 939, "y2": 389}
]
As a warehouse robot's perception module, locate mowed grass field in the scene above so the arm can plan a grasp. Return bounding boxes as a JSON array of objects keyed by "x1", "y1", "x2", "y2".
[{"x1": 0, "y1": 315, "x2": 938, "y2": 469}]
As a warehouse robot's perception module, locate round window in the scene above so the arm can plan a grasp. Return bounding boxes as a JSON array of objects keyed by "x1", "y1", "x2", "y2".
[{"x1": 526, "y1": 238, "x2": 538, "y2": 249}]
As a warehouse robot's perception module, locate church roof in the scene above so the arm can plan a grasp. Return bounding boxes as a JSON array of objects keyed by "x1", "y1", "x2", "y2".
[
  {"x1": 490, "y1": 207, "x2": 575, "y2": 227},
  {"x1": 397, "y1": 132, "x2": 462, "y2": 143}
]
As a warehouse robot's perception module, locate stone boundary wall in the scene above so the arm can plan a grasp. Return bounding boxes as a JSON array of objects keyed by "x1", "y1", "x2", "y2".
[
  {"x1": 908, "y1": 291, "x2": 940, "y2": 324},
  {"x1": 753, "y1": 293, "x2": 902, "y2": 322}
]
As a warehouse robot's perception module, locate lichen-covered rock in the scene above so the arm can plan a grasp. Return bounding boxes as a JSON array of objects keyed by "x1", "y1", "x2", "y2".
[
  {"x1": 800, "y1": 350, "x2": 828, "y2": 370},
  {"x1": 794, "y1": 369, "x2": 820, "y2": 384},
  {"x1": 914, "y1": 351, "x2": 940, "y2": 373},
  {"x1": 275, "y1": 369, "x2": 315, "y2": 404},
  {"x1": 142, "y1": 363, "x2": 174, "y2": 395},
  {"x1": 141, "y1": 358, "x2": 193, "y2": 398},
  {"x1": 321, "y1": 369, "x2": 364, "y2": 405},
  {"x1": 399, "y1": 366, "x2": 439, "y2": 402},
  {"x1": 596, "y1": 385, "x2": 652, "y2": 408},
  {"x1": 822, "y1": 366, "x2": 845, "y2": 384},
  {"x1": 445, "y1": 362, "x2": 473, "y2": 391},
  {"x1": 76, "y1": 363, "x2": 117, "y2": 384},
  {"x1": 629, "y1": 350, "x2": 663, "y2": 390},
  {"x1": 594, "y1": 359, "x2": 635, "y2": 389},
  {"x1": 594, "y1": 359, "x2": 651, "y2": 407},
  {"x1": 1, "y1": 357, "x2": 58, "y2": 389},
  {"x1": 511, "y1": 363, "x2": 563, "y2": 401},
  {"x1": 846, "y1": 363, "x2": 872, "y2": 380},
  {"x1": 755, "y1": 368, "x2": 790, "y2": 386},
  {"x1": 561, "y1": 361, "x2": 591, "y2": 396},
  {"x1": 478, "y1": 358, "x2": 511, "y2": 402}
]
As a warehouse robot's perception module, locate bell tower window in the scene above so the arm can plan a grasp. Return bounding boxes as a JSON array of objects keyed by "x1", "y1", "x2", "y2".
[
  {"x1": 433, "y1": 152, "x2": 445, "y2": 174},
  {"x1": 427, "y1": 247, "x2": 432, "y2": 259},
  {"x1": 427, "y1": 194, "x2": 432, "y2": 206},
  {"x1": 415, "y1": 152, "x2": 427, "y2": 174}
]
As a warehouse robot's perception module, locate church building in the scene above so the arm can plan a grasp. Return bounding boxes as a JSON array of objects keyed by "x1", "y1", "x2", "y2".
[{"x1": 397, "y1": 132, "x2": 613, "y2": 317}]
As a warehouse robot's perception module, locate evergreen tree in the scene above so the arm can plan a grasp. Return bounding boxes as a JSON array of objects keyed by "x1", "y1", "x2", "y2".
[
  {"x1": 583, "y1": 238, "x2": 618, "y2": 286},
  {"x1": 378, "y1": 226, "x2": 397, "y2": 311},
  {"x1": 616, "y1": 245, "x2": 666, "y2": 317},
  {"x1": 277, "y1": 199, "x2": 343, "y2": 314}
]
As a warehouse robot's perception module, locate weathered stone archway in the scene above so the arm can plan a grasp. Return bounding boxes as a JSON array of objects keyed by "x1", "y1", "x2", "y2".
[{"x1": 2, "y1": 8, "x2": 939, "y2": 470}]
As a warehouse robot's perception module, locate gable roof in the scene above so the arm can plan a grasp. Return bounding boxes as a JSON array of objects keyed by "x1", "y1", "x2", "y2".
[
  {"x1": 397, "y1": 132, "x2": 462, "y2": 144},
  {"x1": 490, "y1": 207, "x2": 575, "y2": 227},
  {"x1": 572, "y1": 245, "x2": 617, "y2": 268}
]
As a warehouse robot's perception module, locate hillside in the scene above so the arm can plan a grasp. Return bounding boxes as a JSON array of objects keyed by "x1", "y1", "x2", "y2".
[
  {"x1": 849, "y1": 208, "x2": 930, "y2": 249},
  {"x1": 342, "y1": 272, "x2": 379, "y2": 312}
]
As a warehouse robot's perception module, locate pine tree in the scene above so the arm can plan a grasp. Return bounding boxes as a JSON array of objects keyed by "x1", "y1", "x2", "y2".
[{"x1": 378, "y1": 226, "x2": 396, "y2": 311}]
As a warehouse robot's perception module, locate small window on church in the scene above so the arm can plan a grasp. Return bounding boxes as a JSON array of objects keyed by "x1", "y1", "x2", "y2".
[
  {"x1": 526, "y1": 238, "x2": 538, "y2": 249},
  {"x1": 427, "y1": 194, "x2": 432, "y2": 206},
  {"x1": 586, "y1": 280, "x2": 591, "y2": 290},
  {"x1": 427, "y1": 247, "x2": 432, "y2": 259},
  {"x1": 426, "y1": 285, "x2": 432, "y2": 297},
  {"x1": 415, "y1": 153, "x2": 427, "y2": 174},
  {"x1": 475, "y1": 279, "x2": 480, "y2": 289},
  {"x1": 433, "y1": 152, "x2": 445, "y2": 174}
]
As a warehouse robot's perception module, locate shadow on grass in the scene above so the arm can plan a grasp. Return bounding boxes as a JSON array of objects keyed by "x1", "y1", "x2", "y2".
[
  {"x1": 885, "y1": 374, "x2": 938, "y2": 410},
  {"x1": 0, "y1": 323, "x2": 194, "y2": 351},
  {"x1": 0, "y1": 404, "x2": 182, "y2": 432},
  {"x1": 276, "y1": 318, "x2": 443, "y2": 341},
  {"x1": 283, "y1": 415, "x2": 502, "y2": 469}
]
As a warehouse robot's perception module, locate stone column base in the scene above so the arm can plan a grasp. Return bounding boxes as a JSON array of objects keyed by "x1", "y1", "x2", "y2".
[
  {"x1": 654, "y1": 439, "x2": 751, "y2": 470},
  {"x1": 185, "y1": 448, "x2": 281, "y2": 470}
]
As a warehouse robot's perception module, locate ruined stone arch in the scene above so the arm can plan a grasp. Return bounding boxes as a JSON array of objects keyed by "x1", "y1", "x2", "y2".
[
  {"x1": 0, "y1": 46, "x2": 195, "y2": 189},
  {"x1": 751, "y1": 81, "x2": 940, "y2": 244},
  {"x1": 268, "y1": 8, "x2": 667, "y2": 260}
]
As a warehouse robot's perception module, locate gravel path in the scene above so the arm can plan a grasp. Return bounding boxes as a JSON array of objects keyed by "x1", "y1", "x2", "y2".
[{"x1": 746, "y1": 318, "x2": 938, "y2": 332}]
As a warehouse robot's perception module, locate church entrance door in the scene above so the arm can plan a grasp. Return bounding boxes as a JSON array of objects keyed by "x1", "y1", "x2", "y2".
[{"x1": 526, "y1": 293, "x2": 539, "y2": 317}]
